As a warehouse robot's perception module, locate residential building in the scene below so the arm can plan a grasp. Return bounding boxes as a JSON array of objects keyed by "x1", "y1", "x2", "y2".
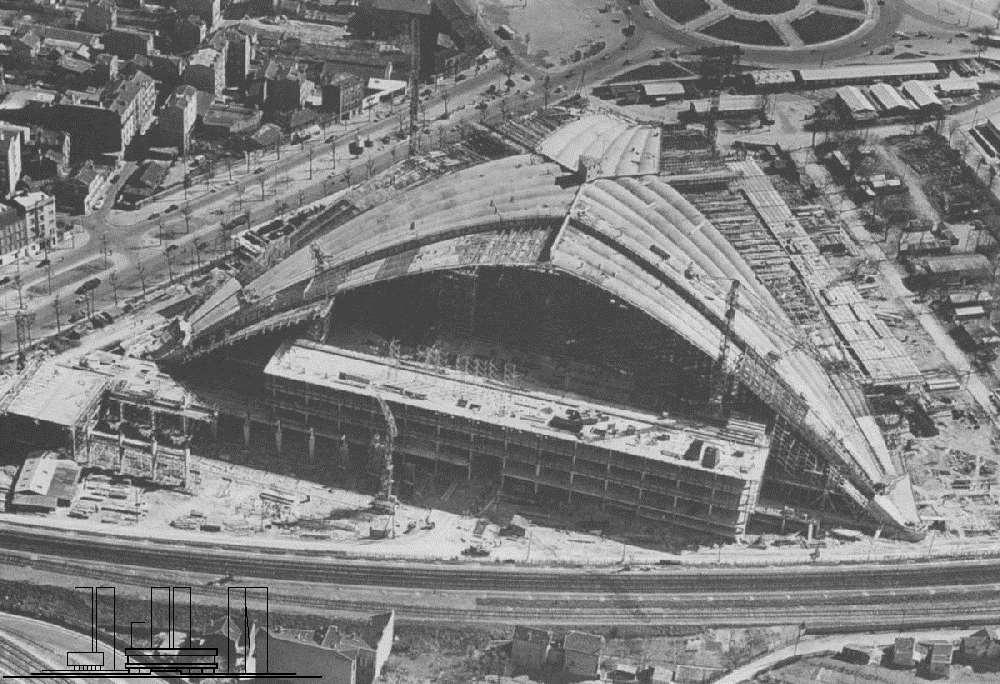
[
  {"x1": 184, "y1": 48, "x2": 225, "y2": 97},
  {"x1": 105, "y1": 27, "x2": 154, "y2": 59},
  {"x1": 959, "y1": 628, "x2": 1000, "y2": 670},
  {"x1": 94, "y1": 53, "x2": 119, "y2": 84},
  {"x1": 175, "y1": 14, "x2": 207, "y2": 52},
  {"x1": 60, "y1": 161, "x2": 110, "y2": 214},
  {"x1": 178, "y1": 0, "x2": 221, "y2": 31},
  {"x1": 12, "y1": 32, "x2": 41, "y2": 64},
  {"x1": 360, "y1": 611, "x2": 394, "y2": 684},
  {"x1": 511, "y1": 626, "x2": 551, "y2": 674},
  {"x1": 224, "y1": 30, "x2": 252, "y2": 84},
  {"x1": 133, "y1": 53, "x2": 186, "y2": 86},
  {"x1": 10, "y1": 191, "x2": 57, "y2": 249},
  {"x1": 0, "y1": 204, "x2": 28, "y2": 265},
  {"x1": 119, "y1": 161, "x2": 168, "y2": 207},
  {"x1": 159, "y1": 84, "x2": 198, "y2": 152},
  {"x1": 103, "y1": 71, "x2": 157, "y2": 150},
  {"x1": 921, "y1": 640, "x2": 954, "y2": 678},
  {"x1": 22, "y1": 127, "x2": 71, "y2": 179},
  {"x1": 263, "y1": 59, "x2": 316, "y2": 110},
  {"x1": 251, "y1": 626, "x2": 356, "y2": 684},
  {"x1": 200, "y1": 104, "x2": 262, "y2": 137},
  {"x1": 562, "y1": 631, "x2": 604, "y2": 680},
  {"x1": 320, "y1": 69, "x2": 363, "y2": 120},
  {"x1": 80, "y1": 0, "x2": 118, "y2": 33},
  {"x1": 0, "y1": 129, "x2": 22, "y2": 198}
]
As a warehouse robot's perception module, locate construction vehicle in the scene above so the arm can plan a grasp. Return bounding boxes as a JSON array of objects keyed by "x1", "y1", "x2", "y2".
[
  {"x1": 369, "y1": 391, "x2": 399, "y2": 515},
  {"x1": 420, "y1": 510, "x2": 435, "y2": 530},
  {"x1": 369, "y1": 516, "x2": 393, "y2": 539}
]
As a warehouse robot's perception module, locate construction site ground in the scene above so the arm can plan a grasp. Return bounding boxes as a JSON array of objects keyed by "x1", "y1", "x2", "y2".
[{"x1": 474, "y1": 0, "x2": 626, "y2": 70}]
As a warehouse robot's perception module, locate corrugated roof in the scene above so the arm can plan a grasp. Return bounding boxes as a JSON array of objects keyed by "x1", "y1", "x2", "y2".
[
  {"x1": 836, "y1": 86, "x2": 876, "y2": 113},
  {"x1": 902, "y1": 79, "x2": 942, "y2": 108},
  {"x1": 869, "y1": 83, "x2": 914, "y2": 112}
]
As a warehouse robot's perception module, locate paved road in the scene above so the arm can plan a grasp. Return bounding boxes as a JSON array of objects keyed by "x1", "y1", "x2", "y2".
[{"x1": 715, "y1": 627, "x2": 972, "y2": 683}]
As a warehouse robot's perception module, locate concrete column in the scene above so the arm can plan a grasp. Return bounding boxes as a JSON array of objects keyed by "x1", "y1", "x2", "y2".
[
  {"x1": 212, "y1": 410, "x2": 219, "y2": 439},
  {"x1": 243, "y1": 413, "x2": 251, "y2": 447},
  {"x1": 274, "y1": 419, "x2": 282, "y2": 454},
  {"x1": 308, "y1": 427, "x2": 316, "y2": 461},
  {"x1": 533, "y1": 462, "x2": 541, "y2": 495},
  {"x1": 339, "y1": 434, "x2": 349, "y2": 469},
  {"x1": 181, "y1": 415, "x2": 188, "y2": 435}
]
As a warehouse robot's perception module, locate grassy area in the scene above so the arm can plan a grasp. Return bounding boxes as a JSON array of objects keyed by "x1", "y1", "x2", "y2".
[
  {"x1": 818, "y1": 0, "x2": 865, "y2": 11},
  {"x1": 723, "y1": 0, "x2": 799, "y2": 14},
  {"x1": 702, "y1": 16, "x2": 785, "y2": 45},
  {"x1": 791, "y1": 11, "x2": 862, "y2": 44},
  {"x1": 653, "y1": 0, "x2": 710, "y2": 23}
]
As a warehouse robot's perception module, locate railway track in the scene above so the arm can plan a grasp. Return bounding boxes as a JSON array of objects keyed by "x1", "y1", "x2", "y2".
[
  {"x1": 5, "y1": 523, "x2": 1000, "y2": 595},
  {"x1": 0, "y1": 635, "x2": 72, "y2": 684},
  {"x1": 8, "y1": 544, "x2": 1000, "y2": 629}
]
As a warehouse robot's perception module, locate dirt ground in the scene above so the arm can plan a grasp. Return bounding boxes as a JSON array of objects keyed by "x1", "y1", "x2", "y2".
[
  {"x1": 758, "y1": 653, "x2": 998, "y2": 683},
  {"x1": 4, "y1": 452, "x2": 683, "y2": 566},
  {"x1": 384, "y1": 626, "x2": 797, "y2": 683},
  {"x1": 474, "y1": 0, "x2": 626, "y2": 69}
]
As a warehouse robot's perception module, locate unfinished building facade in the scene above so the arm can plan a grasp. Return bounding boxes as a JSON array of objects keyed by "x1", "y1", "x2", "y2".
[{"x1": 163, "y1": 116, "x2": 924, "y2": 541}]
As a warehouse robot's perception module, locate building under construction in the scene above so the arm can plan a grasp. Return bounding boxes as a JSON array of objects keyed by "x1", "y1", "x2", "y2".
[{"x1": 140, "y1": 114, "x2": 923, "y2": 540}]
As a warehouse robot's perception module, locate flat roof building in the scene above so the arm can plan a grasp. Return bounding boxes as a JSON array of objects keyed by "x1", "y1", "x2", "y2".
[
  {"x1": 11, "y1": 453, "x2": 81, "y2": 511},
  {"x1": 263, "y1": 340, "x2": 770, "y2": 538},
  {"x1": 747, "y1": 70, "x2": 796, "y2": 90},
  {"x1": 800, "y1": 62, "x2": 939, "y2": 88},
  {"x1": 641, "y1": 80, "x2": 685, "y2": 102}
]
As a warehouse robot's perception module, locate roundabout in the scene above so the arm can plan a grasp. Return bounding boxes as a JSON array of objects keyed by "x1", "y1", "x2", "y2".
[{"x1": 651, "y1": 0, "x2": 874, "y2": 49}]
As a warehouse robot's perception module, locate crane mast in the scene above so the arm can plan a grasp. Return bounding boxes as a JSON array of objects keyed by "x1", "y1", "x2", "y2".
[
  {"x1": 371, "y1": 391, "x2": 399, "y2": 515},
  {"x1": 708, "y1": 280, "x2": 741, "y2": 419}
]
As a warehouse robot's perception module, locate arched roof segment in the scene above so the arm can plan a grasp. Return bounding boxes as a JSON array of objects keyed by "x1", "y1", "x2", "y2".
[{"x1": 183, "y1": 155, "x2": 919, "y2": 535}]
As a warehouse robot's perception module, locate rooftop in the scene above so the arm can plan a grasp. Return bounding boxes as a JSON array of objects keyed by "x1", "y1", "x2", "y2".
[
  {"x1": 264, "y1": 340, "x2": 770, "y2": 481},
  {"x1": 188, "y1": 48, "x2": 221, "y2": 68},
  {"x1": 799, "y1": 62, "x2": 939, "y2": 83},
  {"x1": 3, "y1": 362, "x2": 109, "y2": 427},
  {"x1": 836, "y1": 86, "x2": 876, "y2": 113}
]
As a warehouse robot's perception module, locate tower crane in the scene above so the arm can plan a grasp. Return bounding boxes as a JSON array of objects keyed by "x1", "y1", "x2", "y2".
[
  {"x1": 370, "y1": 390, "x2": 400, "y2": 516},
  {"x1": 707, "y1": 280, "x2": 740, "y2": 420}
]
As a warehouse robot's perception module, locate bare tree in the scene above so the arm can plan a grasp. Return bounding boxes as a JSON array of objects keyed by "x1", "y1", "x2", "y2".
[{"x1": 499, "y1": 47, "x2": 516, "y2": 88}]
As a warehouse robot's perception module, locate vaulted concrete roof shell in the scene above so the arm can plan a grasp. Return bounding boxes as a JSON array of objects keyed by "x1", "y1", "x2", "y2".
[{"x1": 185, "y1": 154, "x2": 919, "y2": 537}]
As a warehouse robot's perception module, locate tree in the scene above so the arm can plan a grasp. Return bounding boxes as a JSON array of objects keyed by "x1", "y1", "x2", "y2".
[
  {"x1": 366, "y1": 156, "x2": 376, "y2": 179},
  {"x1": 342, "y1": 168, "x2": 353, "y2": 188},
  {"x1": 499, "y1": 47, "x2": 516, "y2": 88}
]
